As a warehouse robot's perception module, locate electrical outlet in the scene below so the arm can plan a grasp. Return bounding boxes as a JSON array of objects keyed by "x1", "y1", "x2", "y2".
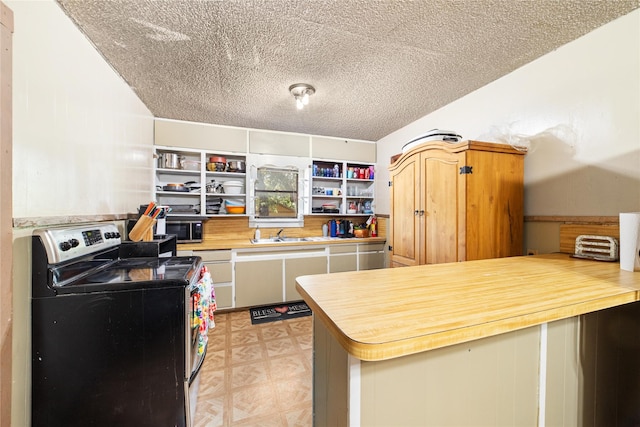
[{"x1": 527, "y1": 248, "x2": 539, "y2": 256}]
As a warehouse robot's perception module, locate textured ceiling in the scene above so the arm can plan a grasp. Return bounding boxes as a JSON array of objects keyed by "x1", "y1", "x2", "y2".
[{"x1": 56, "y1": 0, "x2": 639, "y2": 142}]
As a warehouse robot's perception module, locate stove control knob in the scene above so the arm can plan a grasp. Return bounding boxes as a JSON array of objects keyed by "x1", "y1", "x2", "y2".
[
  {"x1": 70, "y1": 238, "x2": 80, "y2": 247},
  {"x1": 59, "y1": 241, "x2": 72, "y2": 251}
]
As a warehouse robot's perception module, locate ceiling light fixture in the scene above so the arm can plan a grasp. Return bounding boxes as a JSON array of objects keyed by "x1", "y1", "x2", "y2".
[{"x1": 289, "y1": 83, "x2": 315, "y2": 110}]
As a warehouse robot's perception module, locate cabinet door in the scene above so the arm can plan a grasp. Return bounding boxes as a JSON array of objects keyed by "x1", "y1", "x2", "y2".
[
  {"x1": 329, "y1": 254, "x2": 357, "y2": 273},
  {"x1": 389, "y1": 155, "x2": 421, "y2": 267},
  {"x1": 214, "y1": 285, "x2": 233, "y2": 309},
  {"x1": 422, "y1": 151, "x2": 464, "y2": 264},
  {"x1": 235, "y1": 259, "x2": 283, "y2": 308},
  {"x1": 285, "y1": 256, "x2": 327, "y2": 301},
  {"x1": 464, "y1": 150, "x2": 524, "y2": 260}
]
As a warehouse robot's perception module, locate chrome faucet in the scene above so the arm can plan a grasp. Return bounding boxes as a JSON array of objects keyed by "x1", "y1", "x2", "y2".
[{"x1": 276, "y1": 229, "x2": 285, "y2": 240}]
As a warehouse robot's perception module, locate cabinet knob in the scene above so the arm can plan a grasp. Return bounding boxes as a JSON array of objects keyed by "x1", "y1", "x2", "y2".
[
  {"x1": 414, "y1": 210, "x2": 419, "y2": 216},
  {"x1": 419, "y1": 210, "x2": 425, "y2": 216}
]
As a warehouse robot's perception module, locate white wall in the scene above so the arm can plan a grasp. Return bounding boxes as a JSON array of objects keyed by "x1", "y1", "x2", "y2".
[
  {"x1": 10, "y1": 0, "x2": 154, "y2": 220},
  {"x1": 8, "y1": 1, "x2": 154, "y2": 426},
  {"x1": 377, "y1": 10, "x2": 640, "y2": 217}
]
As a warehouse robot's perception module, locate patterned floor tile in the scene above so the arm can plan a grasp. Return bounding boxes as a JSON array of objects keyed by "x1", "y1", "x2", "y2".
[
  {"x1": 205, "y1": 348, "x2": 227, "y2": 368},
  {"x1": 260, "y1": 324, "x2": 291, "y2": 341},
  {"x1": 283, "y1": 406, "x2": 313, "y2": 427},
  {"x1": 231, "y1": 361, "x2": 269, "y2": 388},
  {"x1": 293, "y1": 333, "x2": 312, "y2": 350},
  {"x1": 193, "y1": 394, "x2": 225, "y2": 427},
  {"x1": 194, "y1": 311, "x2": 313, "y2": 426},
  {"x1": 231, "y1": 384, "x2": 279, "y2": 422},
  {"x1": 275, "y1": 378, "x2": 312, "y2": 411},
  {"x1": 231, "y1": 343, "x2": 265, "y2": 365},
  {"x1": 197, "y1": 368, "x2": 226, "y2": 397},
  {"x1": 264, "y1": 337, "x2": 298, "y2": 357},
  {"x1": 230, "y1": 329, "x2": 260, "y2": 346},
  {"x1": 269, "y1": 354, "x2": 309, "y2": 379}
]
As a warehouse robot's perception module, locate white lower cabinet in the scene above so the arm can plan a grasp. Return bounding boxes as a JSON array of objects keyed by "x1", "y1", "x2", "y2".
[
  {"x1": 329, "y1": 245, "x2": 358, "y2": 273},
  {"x1": 192, "y1": 241, "x2": 385, "y2": 309},
  {"x1": 235, "y1": 258, "x2": 284, "y2": 307},
  {"x1": 358, "y1": 243, "x2": 386, "y2": 270},
  {"x1": 285, "y1": 256, "x2": 327, "y2": 301},
  {"x1": 194, "y1": 250, "x2": 234, "y2": 309}
]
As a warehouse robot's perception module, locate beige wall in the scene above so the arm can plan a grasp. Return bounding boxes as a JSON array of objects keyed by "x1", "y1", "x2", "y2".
[
  {"x1": 8, "y1": 1, "x2": 154, "y2": 425},
  {"x1": 10, "y1": 0, "x2": 154, "y2": 220},
  {"x1": 376, "y1": 10, "x2": 640, "y2": 218}
]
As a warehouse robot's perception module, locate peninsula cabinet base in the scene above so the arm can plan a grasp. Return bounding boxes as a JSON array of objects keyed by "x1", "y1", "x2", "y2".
[{"x1": 312, "y1": 302, "x2": 640, "y2": 427}]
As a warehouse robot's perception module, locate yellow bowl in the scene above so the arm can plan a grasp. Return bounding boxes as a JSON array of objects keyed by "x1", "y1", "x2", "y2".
[{"x1": 226, "y1": 205, "x2": 245, "y2": 214}]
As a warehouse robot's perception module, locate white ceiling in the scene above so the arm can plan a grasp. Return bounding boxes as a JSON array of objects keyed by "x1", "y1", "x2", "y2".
[{"x1": 56, "y1": 0, "x2": 639, "y2": 142}]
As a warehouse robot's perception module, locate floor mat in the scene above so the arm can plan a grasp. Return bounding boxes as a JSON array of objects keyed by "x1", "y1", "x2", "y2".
[{"x1": 249, "y1": 301, "x2": 312, "y2": 325}]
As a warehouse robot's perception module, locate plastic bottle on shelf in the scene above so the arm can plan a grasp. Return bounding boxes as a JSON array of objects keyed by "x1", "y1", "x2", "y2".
[{"x1": 333, "y1": 164, "x2": 340, "y2": 178}]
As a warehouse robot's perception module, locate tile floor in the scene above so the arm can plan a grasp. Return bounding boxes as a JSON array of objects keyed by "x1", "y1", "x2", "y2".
[{"x1": 194, "y1": 310, "x2": 313, "y2": 427}]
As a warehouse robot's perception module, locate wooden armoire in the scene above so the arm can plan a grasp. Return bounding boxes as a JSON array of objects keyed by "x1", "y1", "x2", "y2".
[{"x1": 388, "y1": 140, "x2": 525, "y2": 267}]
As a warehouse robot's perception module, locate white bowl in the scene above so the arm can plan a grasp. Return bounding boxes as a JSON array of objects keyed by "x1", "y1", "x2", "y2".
[{"x1": 222, "y1": 181, "x2": 244, "y2": 194}]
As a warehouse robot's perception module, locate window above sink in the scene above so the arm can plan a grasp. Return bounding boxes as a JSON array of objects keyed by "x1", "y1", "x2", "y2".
[{"x1": 247, "y1": 154, "x2": 309, "y2": 228}]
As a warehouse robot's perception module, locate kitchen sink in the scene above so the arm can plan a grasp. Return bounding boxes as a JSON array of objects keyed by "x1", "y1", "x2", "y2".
[{"x1": 250, "y1": 237, "x2": 312, "y2": 244}]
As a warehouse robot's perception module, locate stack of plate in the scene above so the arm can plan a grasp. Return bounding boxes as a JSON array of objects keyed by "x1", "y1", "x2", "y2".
[
  {"x1": 322, "y1": 203, "x2": 339, "y2": 214},
  {"x1": 206, "y1": 198, "x2": 223, "y2": 215},
  {"x1": 168, "y1": 204, "x2": 197, "y2": 214},
  {"x1": 402, "y1": 129, "x2": 462, "y2": 153}
]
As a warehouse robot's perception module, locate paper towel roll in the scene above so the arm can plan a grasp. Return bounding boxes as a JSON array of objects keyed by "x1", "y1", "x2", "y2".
[{"x1": 619, "y1": 212, "x2": 640, "y2": 272}]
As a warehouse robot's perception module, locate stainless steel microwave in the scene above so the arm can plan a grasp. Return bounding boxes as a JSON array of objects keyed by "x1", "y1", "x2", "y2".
[{"x1": 165, "y1": 220, "x2": 203, "y2": 243}]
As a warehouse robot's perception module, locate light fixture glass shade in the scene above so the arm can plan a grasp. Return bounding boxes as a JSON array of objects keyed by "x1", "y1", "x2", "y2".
[{"x1": 289, "y1": 83, "x2": 315, "y2": 110}]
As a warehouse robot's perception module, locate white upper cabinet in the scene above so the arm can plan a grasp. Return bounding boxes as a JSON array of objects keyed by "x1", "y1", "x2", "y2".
[
  {"x1": 249, "y1": 131, "x2": 310, "y2": 157},
  {"x1": 311, "y1": 136, "x2": 376, "y2": 163},
  {"x1": 155, "y1": 119, "x2": 247, "y2": 152}
]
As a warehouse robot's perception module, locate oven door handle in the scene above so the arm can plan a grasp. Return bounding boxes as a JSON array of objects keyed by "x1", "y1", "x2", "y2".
[{"x1": 188, "y1": 343, "x2": 207, "y2": 385}]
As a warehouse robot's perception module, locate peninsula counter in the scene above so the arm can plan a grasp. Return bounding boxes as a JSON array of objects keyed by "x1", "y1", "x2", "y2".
[{"x1": 296, "y1": 254, "x2": 640, "y2": 426}]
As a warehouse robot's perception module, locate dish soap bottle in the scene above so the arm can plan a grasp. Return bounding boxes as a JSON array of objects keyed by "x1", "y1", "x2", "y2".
[{"x1": 254, "y1": 226, "x2": 261, "y2": 240}]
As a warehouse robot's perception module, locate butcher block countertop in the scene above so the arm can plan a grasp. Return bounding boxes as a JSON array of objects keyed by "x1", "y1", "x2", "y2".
[{"x1": 295, "y1": 253, "x2": 640, "y2": 362}]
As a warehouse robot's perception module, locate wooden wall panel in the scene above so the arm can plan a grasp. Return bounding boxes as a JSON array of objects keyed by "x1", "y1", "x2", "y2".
[
  {"x1": 559, "y1": 224, "x2": 620, "y2": 254},
  {"x1": 202, "y1": 215, "x2": 386, "y2": 243}
]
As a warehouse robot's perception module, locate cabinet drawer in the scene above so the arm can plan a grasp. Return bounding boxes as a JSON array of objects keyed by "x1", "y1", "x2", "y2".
[
  {"x1": 197, "y1": 250, "x2": 232, "y2": 262},
  {"x1": 207, "y1": 262, "x2": 233, "y2": 283},
  {"x1": 214, "y1": 285, "x2": 233, "y2": 309},
  {"x1": 329, "y1": 244, "x2": 358, "y2": 254},
  {"x1": 359, "y1": 243, "x2": 385, "y2": 252}
]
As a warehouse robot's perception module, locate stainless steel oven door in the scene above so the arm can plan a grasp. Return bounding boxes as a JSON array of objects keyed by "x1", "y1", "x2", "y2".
[
  {"x1": 184, "y1": 267, "x2": 208, "y2": 426},
  {"x1": 187, "y1": 285, "x2": 207, "y2": 382}
]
